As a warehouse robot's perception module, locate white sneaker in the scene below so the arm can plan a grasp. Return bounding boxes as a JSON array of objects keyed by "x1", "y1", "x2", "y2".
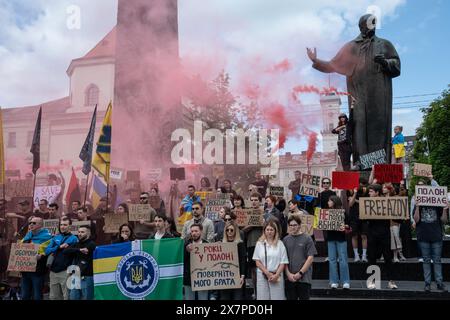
[
  {"x1": 367, "y1": 282, "x2": 376, "y2": 289},
  {"x1": 393, "y1": 257, "x2": 400, "y2": 263},
  {"x1": 330, "y1": 283, "x2": 338, "y2": 289},
  {"x1": 325, "y1": 257, "x2": 329, "y2": 262},
  {"x1": 354, "y1": 255, "x2": 361, "y2": 262},
  {"x1": 361, "y1": 256, "x2": 368, "y2": 263},
  {"x1": 388, "y1": 281, "x2": 398, "y2": 289},
  {"x1": 343, "y1": 283, "x2": 350, "y2": 289},
  {"x1": 418, "y1": 258, "x2": 424, "y2": 262},
  {"x1": 380, "y1": 256, "x2": 384, "y2": 262}
]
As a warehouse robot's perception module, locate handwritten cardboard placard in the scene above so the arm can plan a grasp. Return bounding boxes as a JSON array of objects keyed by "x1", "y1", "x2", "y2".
[
  {"x1": 332, "y1": 171, "x2": 360, "y2": 190},
  {"x1": 205, "y1": 198, "x2": 229, "y2": 221},
  {"x1": 128, "y1": 204, "x2": 152, "y2": 221},
  {"x1": 415, "y1": 186, "x2": 448, "y2": 207},
  {"x1": 195, "y1": 191, "x2": 213, "y2": 203},
  {"x1": 269, "y1": 186, "x2": 284, "y2": 197},
  {"x1": 190, "y1": 242, "x2": 241, "y2": 291},
  {"x1": 413, "y1": 163, "x2": 432, "y2": 178},
  {"x1": 43, "y1": 219, "x2": 60, "y2": 236},
  {"x1": 297, "y1": 213, "x2": 314, "y2": 236},
  {"x1": 104, "y1": 213, "x2": 129, "y2": 233},
  {"x1": 147, "y1": 168, "x2": 162, "y2": 181},
  {"x1": 212, "y1": 165, "x2": 225, "y2": 178},
  {"x1": 169, "y1": 167, "x2": 185, "y2": 181},
  {"x1": 373, "y1": 164, "x2": 403, "y2": 183},
  {"x1": 109, "y1": 167, "x2": 124, "y2": 181},
  {"x1": 299, "y1": 174, "x2": 322, "y2": 198},
  {"x1": 33, "y1": 185, "x2": 62, "y2": 209},
  {"x1": 3, "y1": 180, "x2": 34, "y2": 198},
  {"x1": 359, "y1": 149, "x2": 387, "y2": 170},
  {"x1": 234, "y1": 208, "x2": 264, "y2": 227},
  {"x1": 70, "y1": 221, "x2": 91, "y2": 235},
  {"x1": 316, "y1": 209, "x2": 345, "y2": 231},
  {"x1": 359, "y1": 197, "x2": 408, "y2": 220},
  {"x1": 7, "y1": 243, "x2": 40, "y2": 272}
]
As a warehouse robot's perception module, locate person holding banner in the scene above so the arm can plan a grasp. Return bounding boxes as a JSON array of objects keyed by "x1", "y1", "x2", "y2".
[
  {"x1": 326, "y1": 196, "x2": 351, "y2": 289},
  {"x1": 134, "y1": 195, "x2": 157, "y2": 240},
  {"x1": 413, "y1": 197, "x2": 449, "y2": 292},
  {"x1": 20, "y1": 217, "x2": 52, "y2": 300},
  {"x1": 283, "y1": 214, "x2": 317, "y2": 300},
  {"x1": 252, "y1": 171, "x2": 268, "y2": 197},
  {"x1": 44, "y1": 217, "x2": 79, "y2": 300},
  {"x1": 253, "y1": 220, "x2": 289, "y2": 300},
  {"x1": 150, "y1": 187, "x2": 166, "y2": 217},
  {"x1": 219, "y1": 221, "x2": 246, "y2": 300},
  {"x1": 366, "y1": 184, "x2": 398, "y2": 290},
  {"x1": 215, "y1": 179, "x2": 238, "y2": 200},
  {"x1": 288, "y1": 171, "x2": 302, "y2": 199},
  {"x1": 199, "y1": 177, "x2": 213, "y2": 192}
]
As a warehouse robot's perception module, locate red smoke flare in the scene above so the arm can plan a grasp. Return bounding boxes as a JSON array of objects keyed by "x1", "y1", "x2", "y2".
[
  {"x1": 267, "y1": 59, "x2": 292, "y2": 74},
  {"x1": 265, "y1": 103, "x2": 296, "y2": 149},
  {"x1": 306, "y1": 132, "x2": 318, "y2": 162},
  {"x1": 292, "y1": 85, "x2": 350, "y2": 101}
]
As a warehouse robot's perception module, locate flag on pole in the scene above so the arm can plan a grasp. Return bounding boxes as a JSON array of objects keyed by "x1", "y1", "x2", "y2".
[
  {"x1": 30, "y1": 107, "x2": 42, "y2": 174},
  {"x1": 79, "y1": 105, "x2": 97, "y2": 175},
  {"x1": 65, "y1": 168, "x2": 81, "y2": 206},
  {"x1": 93, "y1": 238, "x2": 184, "y2": 300},
  {"x1": 92, "y1": 102, "x2": 112, "y2": 182},
  {"x1": 0, "y1": 108, "x2": 5, "y2": 185},
  {"x1": 91, "y1": 174, "x2": 107, "y2": 209}
]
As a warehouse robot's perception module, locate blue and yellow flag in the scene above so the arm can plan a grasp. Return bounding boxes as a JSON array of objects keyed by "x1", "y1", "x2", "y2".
[
  {"x1": 91, "y1": 174, "x2": 107, "y2": 209},
  {"x1": 92, "y1": 102, "x2": 112, "y2": 182},
  {"x1": 0, "y1": 108, "x2": 5, "y2": 184},
  {"x1": 93, "y1": 238, "x2": 184, "y2": 300}
]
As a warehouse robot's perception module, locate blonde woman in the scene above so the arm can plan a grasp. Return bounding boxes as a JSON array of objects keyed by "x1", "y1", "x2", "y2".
[
  {"x1": 219, "y1": 221, "x2": 246, "y2": 300},
  {"x1": 252, "y1": 220, "x2": 289, "y2": 300}
]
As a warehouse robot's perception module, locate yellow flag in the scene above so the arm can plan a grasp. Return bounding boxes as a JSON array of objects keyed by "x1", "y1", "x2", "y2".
[
  {"x1": 92, "y1": 102, "x2": 112, "y2": 182},
  {"x1": 0, "y1": 108, "x2": 5, "y2": 185}
]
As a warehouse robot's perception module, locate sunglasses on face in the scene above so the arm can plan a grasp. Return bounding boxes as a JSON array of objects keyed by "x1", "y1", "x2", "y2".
[
  {"x1": 140, "y1": 197, "x2": 148, "y2": 200},
  {"x1": 29, "y1": 222, "x2": 37, "y2": 225},
  {"x1": 224, "y1": 218, "x2": 232, "y2": 221},
  {"x1": 226, "y1": 229, "x2": 234, "y2": 233},
  {"x1": 192, "y1": 207, "x2": 200, "y2": 211},
  {"x1": 322, "y1": 182, "x2": 330, "y2": 185}
]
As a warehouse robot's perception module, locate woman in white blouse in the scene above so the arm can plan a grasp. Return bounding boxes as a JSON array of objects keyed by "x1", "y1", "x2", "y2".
[{"x1": 252, "y1": 220, "x2": 289, "y2": 300}]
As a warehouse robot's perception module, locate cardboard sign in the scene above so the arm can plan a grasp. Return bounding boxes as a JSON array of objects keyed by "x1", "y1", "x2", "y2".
[
  {"x1": 359, "y1": 197, "x2": 409, "y2": 220},
  {"x1": 2, "y1": 180, "x2": 34, "y2": 198},
  {"x1": 5, "y1": 170, "x2": 21, "y2": 177},
  {"x1": 234, "y1": 208, "x2": 264, "y2": 227},
  {"x1": 415, "y1": 186, "x2": 448, "y2": 207},
  {"x1": 195, "y1": 191, "x2": 213, "y2": 202},
  {"x1": 359, "y1": 149, "x2": 387, "y2": 170},
  {"x1": 147, "y1": 168, "x2": 162, "y2": 181},
  {"x1": 298, "y1": 213, "x2": 314, "y2": 236},
  {"x1": 149, "y1": 195, "x2": 161, "y2": 209},
  {"x1": 269, "y1": 186, "x2": 284, "y2": 197},
  {"x1": 33, "y1": 185, "x2": 62, "y2": 209},
  {"x1": 170, "y1": 167, "x2": 185, "y2": 181},
  {"x1": 7, "y1": 243, "x2": 40, "y2": 272},
  {"x1": 413, "y1": 163, "x2": 432, "y2": 178},
  {"x1": 332, "y1": 171, "x2": 360, "y2": 190},
  {"x1": 299, "y1": 174, "x2": 322, "y2": 198},
  {"x1": 374, "y1": 164, "x2": 403, "y2": 183},
  {"x1": 70, "y1": 221, "x2": 91, "y2": 235},
  {"x1": 110, "y1": 167, "x2": 124, "y2": 181},
  {"x1": 190, "y1": 242, "x2": 241, "y2": 291},
  {"x1": 205, "y1": 198, "x2": 229, "y2": 221},
  {"x1": 43, "y1": 219, "x2": 60, "y2": 236},
  {"x1": 212, "y1": 165, "x2": 225, "y2": 178},
  {"x1": 104, "y1": 213, "x2": 129, "y2": 233},
  {"x1": 317, "y1": 209, "x2": 345, "y2": 231},
  {"x1": 128, "y1": 204, "x2": 152, "y2": 221}
]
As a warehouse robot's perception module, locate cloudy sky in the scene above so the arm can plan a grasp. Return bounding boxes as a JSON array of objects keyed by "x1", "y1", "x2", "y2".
[{"x1": 1, "y1": 0, "x2": 449, "y2": 152}]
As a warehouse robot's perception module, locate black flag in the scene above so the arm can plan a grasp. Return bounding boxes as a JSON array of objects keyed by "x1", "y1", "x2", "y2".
[
  {"x1": 30, "y1": 107, "x2": 42, "y2": 174},
  {"x1": 79, "y1": 105, "x2": 97, "y2": 175}
]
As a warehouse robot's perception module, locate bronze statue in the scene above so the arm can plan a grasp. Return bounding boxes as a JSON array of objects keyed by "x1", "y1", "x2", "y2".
[{"x1": 307, "y1": 14, "x2": 401, "y2": 167}]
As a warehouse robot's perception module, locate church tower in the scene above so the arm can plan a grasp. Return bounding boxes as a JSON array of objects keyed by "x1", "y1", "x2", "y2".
[{"x1": 320, "y1": 93, "x2": 341, "y2": 153}]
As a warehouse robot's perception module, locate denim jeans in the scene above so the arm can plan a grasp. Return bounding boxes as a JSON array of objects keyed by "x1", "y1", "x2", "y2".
[
  {"x1": 184, "y1": 285, "x2": 209, "y2": 300},
  {"x1": 69, "y1": 276, "x2": 94, "y2": 300},
  {"x1": 418, "y1": 241, "x2": 443, "y2": 285},
  {"x1": 328, "y1": 241, "x2": 350, "y2": 285},
  {"x1": 21, "y1": 272, "x2": 45, "y2": 300}
]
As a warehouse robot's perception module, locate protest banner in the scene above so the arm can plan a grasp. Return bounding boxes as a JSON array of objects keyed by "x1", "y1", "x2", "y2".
[
  {"x1": 104, "y1": 213, "x2": 129, "y2": 233},
  {"x1": 332, "y1": 171, "x2": 360, "y2": 190},
  {"x1": 109, "y1": 167, "x2": 124, "y2": 181},
  {"x1": 413, "y1": 163, "x2": 433, "y2": 178},
  {"x1": 269, "y1": 186, "x2": 284, "y2": 197},
  {"x1": 415, "y1": 186, "x2": 448, "y2": 207},
  {"x1": 7, "y1": 243, "x2": 40, "y2": 272},
  {"x1": 147, "y1": 168, "x2": 162, "y2": 181},
  {"x1": 33, "y1": 185, "x2": 62, "y2": 209},
  {"x1": 2, "y1": 180, "x2": 33, "y2": 198},
  {"x1": 70, "y1": 221, "x2": 91, "y2": 235},
  {"x1": 205, "y1": 197, "x2": 229, "y2": 221},
  {"x1": 43, "y1": 219, "x2": 60, "y2": 236},
  {"x1": 212, "y1": 165, "x2": 225, "y2": 178},
  {"x1": 195, "y1": 191, "x2": 213, "y2": 202},
  {"x1": 373, "y1": 164, "x2": 403, "y2": 183},
  {"x1": 298, "y1": 213, "x2": 314, "y2": 236},
  {"x1": 190, "y1": 242, "x2": 241, "y2": 291},
  {"x1": 316, "y1": 209, "x2": 345, "y2": 231},
  {"x1": 359, "y1": 149, "x2": 387, "y2": 170},
  {"x1": 170, "y1": 167, "x2": 185, "y2": 181},
  {"x1": 234, "y1": 208, "x2": 264, "y2": 227},
  {"x1": 149, "y1": 195, "x2": 161, "y2": 209},
  {"x1": 359, "y1": 197, "x2": 409, "y2": 220},
  {"x1": 5, "y1": 169, "x2": 20, "y2": 178},
  {"x1": 299, "y1": 174, "x2": 322, "y2": 198},
  {"x1": 128, "y1": 204, "x2": 152, "y2": 221}
]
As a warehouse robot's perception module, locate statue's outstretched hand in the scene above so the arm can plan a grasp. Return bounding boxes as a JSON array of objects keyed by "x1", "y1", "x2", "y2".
[{"x1": 306, "y1": 48, "x2": 317, "y2": 62}]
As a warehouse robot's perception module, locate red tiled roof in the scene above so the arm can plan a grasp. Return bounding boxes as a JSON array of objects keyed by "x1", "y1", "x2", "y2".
[
  {"x1": 82, "y1": 27, "x2": 116, "y2": 59},
  {"x1": 280, "y1": 152, "x2": 337, "y2": 167}
]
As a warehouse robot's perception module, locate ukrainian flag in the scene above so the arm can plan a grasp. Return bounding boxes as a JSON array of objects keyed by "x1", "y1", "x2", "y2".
[
  {"x1": 93, "y1": 238, "x2": 184, "y2": 300},
  {"x1": 92, "y1": 102, "x2": 112, "y2": 182},
  {"x1": 91, "y1": 174, "x2": 107, "y2": 209}
]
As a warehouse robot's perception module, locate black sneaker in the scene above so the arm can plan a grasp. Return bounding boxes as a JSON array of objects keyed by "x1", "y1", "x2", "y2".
[
  {"x1": 424, "y1": 284, "x2": 431, "y2": 292},
  {"x1": 437, "y1": 283, "x2": 447, "y2": 292}
]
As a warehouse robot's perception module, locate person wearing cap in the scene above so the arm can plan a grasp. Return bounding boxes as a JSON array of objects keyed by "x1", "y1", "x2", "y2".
[{"x1": 331, "y1": 96, "x2": 355, "y2": 171}]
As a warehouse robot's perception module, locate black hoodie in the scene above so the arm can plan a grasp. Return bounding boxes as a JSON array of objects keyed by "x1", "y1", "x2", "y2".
[{"x1": 63, "y1": 238, "x2": 96, "y2": 277}]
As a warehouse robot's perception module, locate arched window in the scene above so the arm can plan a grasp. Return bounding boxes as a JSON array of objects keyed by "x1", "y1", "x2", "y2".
[{"x1": 85, "y1": 84, "x2": 99, "y2": 106}]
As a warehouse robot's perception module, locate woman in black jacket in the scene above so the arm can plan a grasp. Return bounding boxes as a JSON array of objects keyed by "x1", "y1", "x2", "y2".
[
  {"x1": 332, "y1": 95, "x2": 355, "y2": 171},
  {"x1": 113, "y1": 223, "x2": 136, "y2": 243}
]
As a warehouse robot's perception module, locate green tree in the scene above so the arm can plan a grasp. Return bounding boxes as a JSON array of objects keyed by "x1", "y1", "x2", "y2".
[{"x1": 411, "y1": 87, "x2": 450, "y2": 188}]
